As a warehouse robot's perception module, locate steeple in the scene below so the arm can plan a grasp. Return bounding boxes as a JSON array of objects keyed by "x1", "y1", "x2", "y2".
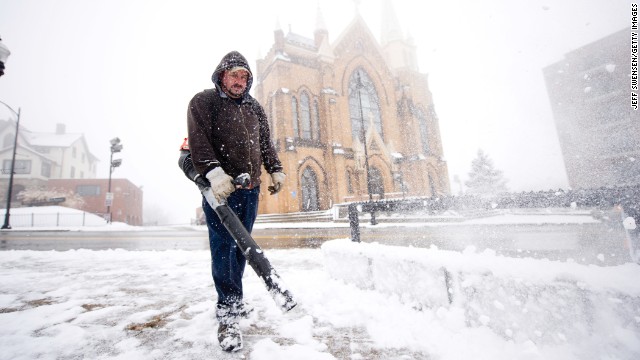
[
  {"x1": 315, "y1": 4, "x2": 327, "y2": 33},
  {"x1": 380, "y1": 0, "x2": 403, "y2": 46},
  {"x1": 274, "y1": 17, "x2": 285, "y2": 52},
  {"x1": 314, "y1": 4, "x2": 329, "y2": 48},
  {"x1": 314, "y1": 4, "x2": 334, "y2": 62},
  {"x1": 379, "y1": 0, "x2": 419, "y2": 71}
]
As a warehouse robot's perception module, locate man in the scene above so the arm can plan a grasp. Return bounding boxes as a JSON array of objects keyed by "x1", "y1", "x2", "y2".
[{"x1": 187, "y1": 51, "x2": 285, "y2": 352}]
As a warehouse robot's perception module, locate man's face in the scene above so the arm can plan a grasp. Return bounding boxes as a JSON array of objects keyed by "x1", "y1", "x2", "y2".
[{"x1": 221, "y1": 69, "x2": 249, "y2": 98}]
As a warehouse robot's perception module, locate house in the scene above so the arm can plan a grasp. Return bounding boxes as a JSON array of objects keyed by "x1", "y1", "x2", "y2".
[
  {"x1": 0, "y1": 121, "x2": 143, "y2": 225},
  {"x1": 0, "y1": 122, "x2": 98, "y2": 203}
]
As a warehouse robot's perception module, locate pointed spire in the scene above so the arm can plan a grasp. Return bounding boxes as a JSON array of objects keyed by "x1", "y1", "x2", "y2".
[
  {"x1": 353, "y1": 0, "x2": 361, "y2": 15},
  {"x1": 274, "y1": 17, "x2": 284, "y2": 52},
  {"x1": 381, "y1": 0, "x2": 403, "y2": 45},
  {"x1": 315, "y1": 4, "x2": 327, "y2": 32},
  {"x1": 314, "y1": 3, "x2": 330, "y2": 50},
  {"x1": 274, "y1": 17, "x2": 282, "y2": 32}
]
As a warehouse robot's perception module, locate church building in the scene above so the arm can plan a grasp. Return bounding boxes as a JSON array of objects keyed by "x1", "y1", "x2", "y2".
[{"x1": 255, "y1": 1, "x2": 450, "y2": 214}]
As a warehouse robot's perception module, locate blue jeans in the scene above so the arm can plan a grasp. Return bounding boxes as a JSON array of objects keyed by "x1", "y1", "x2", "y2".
[{"x1": 202, "y1": 187, "x2": 260, "y2": 310}]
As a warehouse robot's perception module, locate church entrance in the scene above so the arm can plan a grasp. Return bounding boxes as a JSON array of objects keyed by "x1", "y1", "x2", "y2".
[
  {"x1": 301, "y1": 167, "x2": 319, "y2": 211},
  {"x1": 368, "y1": 166, "x2": 384, "y2": 199}
]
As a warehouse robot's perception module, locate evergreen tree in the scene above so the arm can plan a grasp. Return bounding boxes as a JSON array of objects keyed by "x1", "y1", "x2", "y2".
[{"x1": 464, "y1": 149, "x2": 508, "y2": 196}]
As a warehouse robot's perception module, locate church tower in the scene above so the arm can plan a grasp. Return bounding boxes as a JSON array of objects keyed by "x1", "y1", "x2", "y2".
[{"x1": 254, "y1": 1, "x2": 449, "y2": 214}]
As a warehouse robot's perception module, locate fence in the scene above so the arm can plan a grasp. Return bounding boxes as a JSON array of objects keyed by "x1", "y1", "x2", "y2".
[{"x1": 1, "y1": 211, "x2": 108, "y2": 227}]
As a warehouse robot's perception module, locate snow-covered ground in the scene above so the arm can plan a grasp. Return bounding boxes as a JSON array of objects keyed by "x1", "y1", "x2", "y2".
[
  {"x1": 1, "y1": 243, "x2": 639, "y2": 360},
  {"x1": 1, "y1": 206, "x2": 639, "y2": 359}
]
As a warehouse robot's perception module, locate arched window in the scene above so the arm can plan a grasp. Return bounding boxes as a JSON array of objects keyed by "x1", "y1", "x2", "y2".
[
  {"x1": 301, "y1": 167, "x2": 320, "y2": 211},
  {"x1": 291, "y1": 96, "x2": 299, "y2": 137},
  {"x1": 416, "y1": 108, "x2": 430, "y2": 155},
  {"x1": 299, "y1": 92, "x2": 312, "y2": 139},
  {"x1": 312, "y1": 98, "x2": 320, "y2": 140},
  {"x1": 348, "y1": 68, "x2": 383, "y2": 141}
]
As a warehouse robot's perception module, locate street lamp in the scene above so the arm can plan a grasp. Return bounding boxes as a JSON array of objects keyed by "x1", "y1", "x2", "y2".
[
  {"x1": 106, "y1": 137, "x2": 123, "y2": 223},
  {"x1": 354, "y1": 71, "x2": 377, "y2": 225},
  {"x1": 0, "y1": 100, "x2": 19, "y2": 229}
]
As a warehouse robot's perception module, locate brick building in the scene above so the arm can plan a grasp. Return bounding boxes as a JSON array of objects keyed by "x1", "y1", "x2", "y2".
[
  {"x1": 48, "y1": 178, "x2": 143, "y2": 225},
  {"x1": 254, "y1": 2, "x2": 450, "y2": 214}
]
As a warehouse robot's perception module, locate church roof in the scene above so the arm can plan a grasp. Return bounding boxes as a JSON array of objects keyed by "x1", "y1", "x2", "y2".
[{"x1": 285, "y1": 32, "x2": 316, "y2": 51}]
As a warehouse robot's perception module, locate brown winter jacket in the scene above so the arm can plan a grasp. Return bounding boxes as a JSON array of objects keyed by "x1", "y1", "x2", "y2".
[{"x1": 187, "y1": 51, "x2": 282, "y2": 187}]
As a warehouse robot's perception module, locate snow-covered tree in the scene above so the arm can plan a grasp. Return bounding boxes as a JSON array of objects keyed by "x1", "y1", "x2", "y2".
[{"x1": 464, "y1": 149, "x2": 508, "y2": 196}]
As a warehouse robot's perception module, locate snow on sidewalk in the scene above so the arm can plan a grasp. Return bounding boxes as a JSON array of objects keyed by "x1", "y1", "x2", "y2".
[{"x1": 1, "y1": 244, "x2": 639, "y2": 359}]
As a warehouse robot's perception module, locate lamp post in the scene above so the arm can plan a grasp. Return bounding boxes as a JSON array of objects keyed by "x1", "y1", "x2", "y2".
[
  {"x1": 0, "y1": 100, "x2": 19, "y2": 229},
  {"x1": 354, "y1": 71, "x2": 377, "y2": 225},
  {"x1": 106, "y1": 137, "x2": 122, "y2": 223}
]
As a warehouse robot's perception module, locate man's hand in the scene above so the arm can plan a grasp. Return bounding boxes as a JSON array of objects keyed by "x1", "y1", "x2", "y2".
[
  {"x1": 268, "y1": 172, "x2": 286, "y2": 195},
  {"x1": 206, "y1": 167, "x2": 235, "y2": 203}
]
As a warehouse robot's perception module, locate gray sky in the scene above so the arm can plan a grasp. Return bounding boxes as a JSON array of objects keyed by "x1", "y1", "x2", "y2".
[{"x1": 0, "y1": 0, "x2": 631, "y2": 224}]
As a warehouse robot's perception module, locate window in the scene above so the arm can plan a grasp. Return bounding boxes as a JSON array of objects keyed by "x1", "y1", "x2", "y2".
[
  {"x1": 76, "y1": 184, "x2": 101, "y2": 196},
  {"x1": 346, "y1": 170, "x2": 353, "y2": 194},
  {"x1": 312, "y1": 98, "x2": 321, "y2": 140},
  {"x1": 41, "y1": 162, "x2": 51, "y2": 178},
  {"x1": 70, "y1": 166, "x2": 75, "y2": 178},
  {"x1": 72, "y1": 147, "x2": 77, "y2": 158},
  {"x1": 3, "y1": 159, "x2": 31, "y2": 174},
  {"x1": 300, "y1": 92, "x2": 312, "y2": 139},
  {"x1": 349, "y1": 68, "x2": 383, "y2": 141},
  {"x1": 292, "y1": 92, "x2": 321, "y2": 143},
  {"x1": 291, "y1": 96, "x2": 298, "y2": 137}
]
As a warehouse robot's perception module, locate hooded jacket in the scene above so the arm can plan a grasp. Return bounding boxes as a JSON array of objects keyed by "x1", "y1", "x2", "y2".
[{"x1": 187, "y1": 51, "x2": 282, "y2": 187}]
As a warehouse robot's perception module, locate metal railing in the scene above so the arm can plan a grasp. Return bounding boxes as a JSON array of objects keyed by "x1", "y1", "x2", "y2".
[
  {"x1": 0, "y1": 211, "x2": 108, "y2": 228},
  {"x1": 348, "y1": 185, "x2": 640, "y2": 242}
]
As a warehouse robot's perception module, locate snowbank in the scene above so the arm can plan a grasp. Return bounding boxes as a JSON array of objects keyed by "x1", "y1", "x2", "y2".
[
  {"x1": 322, "y1": 239, "x2": 640, "y2": 353},
  {"x1": 1, "y1": 206, "x2": 107, "y2": 227}
]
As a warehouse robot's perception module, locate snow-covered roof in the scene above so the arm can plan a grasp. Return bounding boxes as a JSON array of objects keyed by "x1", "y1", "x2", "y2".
[
  {"x1": 25, "y1": 131, "x2": 84, "y2": 147},
  {"x1": 2, "y1": 122, "x2": 100, "y2": 162},
  {"x1": 285, "y1": 32, "x2": 316, "y2": 50}
]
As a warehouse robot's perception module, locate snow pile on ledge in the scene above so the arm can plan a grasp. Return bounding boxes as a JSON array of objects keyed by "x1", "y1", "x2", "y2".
[{"x1": 321, "y1": 239, "x2": 640, "y2": 352}]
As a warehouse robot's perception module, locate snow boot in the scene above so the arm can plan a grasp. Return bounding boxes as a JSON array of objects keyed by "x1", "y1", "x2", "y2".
[
  {"x1": 235, "y1": 302, "x2": 254, "y2": 319},
  {"x1": 217, "y1": 302, "x2": 254, "y2": 322},
  {"x1": 218, "y1": 322, "x2": 243, "y2": 352}
]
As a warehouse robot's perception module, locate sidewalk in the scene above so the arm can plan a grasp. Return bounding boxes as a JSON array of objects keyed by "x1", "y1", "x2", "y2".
[
  {"x1": 0, "y1": 247, "x2": 432, "y2": 360},
  {"x1": 2, "y1": 241, "x2": 638, "y2": 359}
]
